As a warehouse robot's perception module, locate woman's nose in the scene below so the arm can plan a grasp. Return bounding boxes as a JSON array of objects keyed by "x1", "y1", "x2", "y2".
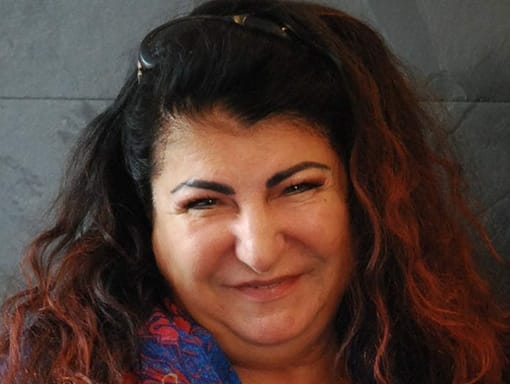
[{"x1": 233, "y1": 206, "x2": 285, "y2": 274}]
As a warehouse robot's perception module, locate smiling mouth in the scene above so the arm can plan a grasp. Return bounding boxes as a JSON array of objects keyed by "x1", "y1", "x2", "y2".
[
  {"x1": 230, "y1": 275, "x2": 301, "y2": 302},
  {"x1": 249, "y1": 281, "x2": 283, "y2": 289},
  {"x1": 234, "y1": 274, "x2": 299, "y2": 288}
]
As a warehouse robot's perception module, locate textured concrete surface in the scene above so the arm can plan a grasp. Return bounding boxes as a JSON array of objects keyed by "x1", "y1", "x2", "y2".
[
  {"x1": 446, "y1": 102, "x2": 510, "y2": 302},
  {"x1": 0, "y1": 99, "x2": 110, "y2": 295},
  {"x1": 1, "y1": 1, "x2": 509, "y2": 300}
]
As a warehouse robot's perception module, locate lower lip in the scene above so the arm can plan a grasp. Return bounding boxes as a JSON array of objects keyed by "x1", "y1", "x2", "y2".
[{"x1": 231, "y1": 275, "x2": 301, "y2": 302}]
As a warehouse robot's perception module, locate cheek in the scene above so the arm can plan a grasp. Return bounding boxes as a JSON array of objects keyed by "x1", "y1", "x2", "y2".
[
  {"x1": 152, "y1": 218, "x2": 234, "y2": 287},
  {"x1": 295, "y1": 201, "x2": 354, "y2": 291},
  {"x1": 291, "y1": 198, "x2": 352, "y2": 258}
]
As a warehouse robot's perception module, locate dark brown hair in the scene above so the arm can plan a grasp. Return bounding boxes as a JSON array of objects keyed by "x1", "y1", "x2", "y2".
[{"x1": 1, "y1": 1, "x2": 508, "y2": 383}]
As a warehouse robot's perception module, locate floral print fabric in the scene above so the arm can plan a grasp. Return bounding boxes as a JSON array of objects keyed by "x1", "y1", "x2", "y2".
[{"x1": 135, "y1": 301, "x2": 241, "y2": 384}]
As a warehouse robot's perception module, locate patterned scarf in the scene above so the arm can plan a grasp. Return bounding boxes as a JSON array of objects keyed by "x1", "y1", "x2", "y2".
[{"x1": 128, "y1": 301, "x2": 242, "y2": 384}]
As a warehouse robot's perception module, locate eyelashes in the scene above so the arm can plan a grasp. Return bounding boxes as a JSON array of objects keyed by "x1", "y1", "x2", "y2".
[
  {"x1": 283, "y1": 181, "x2": 324, "y2": 196},
  {"x1": 179, "y1": 180, "x2": 325, "y2": 212},
  {"x1": 183, "y1": 197, "x2": 218, "y2": 210}
]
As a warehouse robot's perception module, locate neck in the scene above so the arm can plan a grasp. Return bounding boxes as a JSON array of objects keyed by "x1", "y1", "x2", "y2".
[{"x1": 232, "y1": 336, "x2": 349, "y2": 384}]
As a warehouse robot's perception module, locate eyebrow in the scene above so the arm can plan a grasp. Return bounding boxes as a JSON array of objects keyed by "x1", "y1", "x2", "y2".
[
  {"x1": 171, "y1": 161, "x2": 331, "y2": 194},
  {"x1": 266, "y1": 161, "x2": 330, "y2": 188},
  {"x1": 171, "y1": 179, "x2": 235, "y2": 195}
]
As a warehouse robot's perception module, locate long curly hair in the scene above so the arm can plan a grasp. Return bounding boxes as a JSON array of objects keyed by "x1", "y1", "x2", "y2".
[{"x1": 1, "y1": 1, "x2": 508, "y2": 383}]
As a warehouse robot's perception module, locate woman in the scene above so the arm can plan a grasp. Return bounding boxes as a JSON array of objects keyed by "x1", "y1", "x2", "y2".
[{"x1": 1, "y1": 0, "x2": 508, "y2": 383}]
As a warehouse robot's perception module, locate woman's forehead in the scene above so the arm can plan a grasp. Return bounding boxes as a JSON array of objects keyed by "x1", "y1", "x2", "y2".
[
  {"x1": 155, "y1": 109, "x2": 336, "y2": 165},
  {"x1": 149, "y1": 106, "x2": 335, "y2": 180}
]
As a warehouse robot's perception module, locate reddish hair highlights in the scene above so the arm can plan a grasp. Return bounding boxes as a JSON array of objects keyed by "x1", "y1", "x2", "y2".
[{"x1": 1, "y1": 1, "x2": 508, "y2": 383}]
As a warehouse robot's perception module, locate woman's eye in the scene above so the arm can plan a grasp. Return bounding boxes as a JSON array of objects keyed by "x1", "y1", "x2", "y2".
[
  {"x1": 184, "y1": 198, "x2": 218, "y2": 210},
  {"x1": 283, "y1": 182, "x2": 323, "y2": 195}
]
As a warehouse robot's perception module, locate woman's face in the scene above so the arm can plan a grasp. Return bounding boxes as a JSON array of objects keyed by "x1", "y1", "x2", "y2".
[{"x1": 151, "y1": 110, "x2": 354, "y2": 363}]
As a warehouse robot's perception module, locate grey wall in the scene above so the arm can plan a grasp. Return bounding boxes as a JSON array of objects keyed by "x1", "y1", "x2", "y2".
[{"x1": 1, "y1": 1, "x2": 509, "y2": 301}]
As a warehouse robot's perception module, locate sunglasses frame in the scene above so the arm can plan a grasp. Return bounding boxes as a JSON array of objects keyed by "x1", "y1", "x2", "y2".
[{"x1": 136, "y1": 14, "x2": 295, "y2": 82}]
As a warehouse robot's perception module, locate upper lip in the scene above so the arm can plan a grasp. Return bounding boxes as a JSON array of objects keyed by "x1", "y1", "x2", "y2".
[{"x1": 229, "y1": 274, "x2": 301, "y2": 288}]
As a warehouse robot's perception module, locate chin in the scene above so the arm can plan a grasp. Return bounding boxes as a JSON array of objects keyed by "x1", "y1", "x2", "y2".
[{"x1": 231, "y1": 312, "x2": 314, "y2": 346}]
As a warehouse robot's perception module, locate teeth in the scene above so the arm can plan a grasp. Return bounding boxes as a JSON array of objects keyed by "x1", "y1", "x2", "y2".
[{"x1": 252, "y1": 282, "x2": 279, "y2": 289}]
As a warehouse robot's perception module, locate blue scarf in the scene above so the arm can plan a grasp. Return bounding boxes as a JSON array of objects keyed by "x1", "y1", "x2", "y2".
[{"x1": 135, "y1": 301, "x2": 242, "y2": 384}]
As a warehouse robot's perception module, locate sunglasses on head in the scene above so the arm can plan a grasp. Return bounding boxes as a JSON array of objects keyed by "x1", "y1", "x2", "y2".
[{"x1": 137, "y1": 14, "x2": 297, "y2": 82}]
